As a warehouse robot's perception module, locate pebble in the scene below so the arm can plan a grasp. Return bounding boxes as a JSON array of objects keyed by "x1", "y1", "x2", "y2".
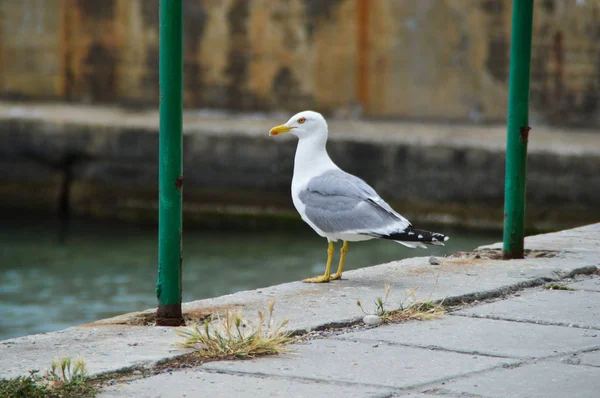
[
  {"x1": 363, "y1": 315, "x2": 382, "y2": 326},
  {"x1": 429, "y1": 256, "x2": 441, "y2": 265}
]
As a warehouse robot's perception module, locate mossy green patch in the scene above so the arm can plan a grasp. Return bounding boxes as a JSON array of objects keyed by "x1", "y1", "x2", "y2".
[{"x1": 543, "y1": 283, "x2": 575, "y2": 291}]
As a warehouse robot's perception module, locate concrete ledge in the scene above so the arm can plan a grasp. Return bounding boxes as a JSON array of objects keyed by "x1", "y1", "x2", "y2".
[
  {"x1": 1, "y1": 102, "x2": 600, "y2": 230},
  {"x1": 1, "y1": 223, "x2": 598, "y2": 379}
]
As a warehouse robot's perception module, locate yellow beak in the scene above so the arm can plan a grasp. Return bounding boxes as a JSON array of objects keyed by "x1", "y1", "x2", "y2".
[{"x1": 269, "y1": 124, "x2": 293, "y2": 136}]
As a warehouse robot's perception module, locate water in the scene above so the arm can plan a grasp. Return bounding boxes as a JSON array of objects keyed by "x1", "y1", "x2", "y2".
[{"x1": 0, "y1": 212, "x2": 500, "y2": 340}]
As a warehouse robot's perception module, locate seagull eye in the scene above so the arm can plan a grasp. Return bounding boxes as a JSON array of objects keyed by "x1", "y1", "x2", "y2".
[{"x1": 297, "y1": 117, "x2": 306, "y2": 124}]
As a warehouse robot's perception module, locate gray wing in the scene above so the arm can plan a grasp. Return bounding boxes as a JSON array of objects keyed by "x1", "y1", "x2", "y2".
[{"x1": 298, "y1": 169, "x2": 410, "y2": 234}]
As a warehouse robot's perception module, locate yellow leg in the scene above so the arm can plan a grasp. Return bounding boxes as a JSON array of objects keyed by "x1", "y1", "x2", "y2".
[
  {"x1": 330, "y1": 241, "x2": 349, "y2": 281},
  {"x1": 303, "y1": 241, "x2": 335, "y2": 283}
]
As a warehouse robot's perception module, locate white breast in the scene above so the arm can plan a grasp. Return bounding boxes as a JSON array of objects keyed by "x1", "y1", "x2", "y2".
[{"x1": 289, "y1": 129, "x2": 339, "y2": 240}]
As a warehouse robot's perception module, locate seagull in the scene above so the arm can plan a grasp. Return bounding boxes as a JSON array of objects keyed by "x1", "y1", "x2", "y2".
[{"x1": 269, "y1": 111, "x2": 449, "y2": 283}]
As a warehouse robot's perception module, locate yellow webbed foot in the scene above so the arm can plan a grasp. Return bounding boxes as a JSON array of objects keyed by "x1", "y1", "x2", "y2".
[
  {"x1": 302, "y1": 274, "x2": 331, "y2": 283},
  {"x1": 329, "y1": 273, "x2": 342, "y2": 281}
]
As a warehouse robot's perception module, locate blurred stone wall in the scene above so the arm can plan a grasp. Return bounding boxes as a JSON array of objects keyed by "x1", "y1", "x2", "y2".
[{"x1": 0, "y1": 0, "x2": 599, "y2": 125}]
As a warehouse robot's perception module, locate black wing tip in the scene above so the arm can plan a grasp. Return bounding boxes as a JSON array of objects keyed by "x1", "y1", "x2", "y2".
[{"x1": 382, "y1": 226, "x2": 449, "y2": 245}]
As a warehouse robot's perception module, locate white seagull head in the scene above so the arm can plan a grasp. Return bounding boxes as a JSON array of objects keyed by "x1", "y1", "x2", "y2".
[{"x1": 269, "y1": 110, "x2": 328, "y2": 140}]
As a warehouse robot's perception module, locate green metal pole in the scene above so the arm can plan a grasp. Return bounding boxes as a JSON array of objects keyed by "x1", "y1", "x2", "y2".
[
  {"x1": 503, "y1": 0, "x2": 534, "y2": 259},
  {"x1": 156, "y1": 0, "x2": 184, "y2": 326}
]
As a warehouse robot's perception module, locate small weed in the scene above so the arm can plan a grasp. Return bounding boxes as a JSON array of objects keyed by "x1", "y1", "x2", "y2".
[
  {"x1": 357, "y1": 284, "x2": 393, "y2": 321},
  {"x1": 0, "y1": 372, "x2": 46, "y2": 398},
  {"x1": 176, "y1": 299, "x2": 292, "y2": 359},
  {"x1": 357, "y1": 285, "x2": 446, "y2": 324},
  {"x1": 44, "y1": 356, "x2": 95, "y2": 396},
  {"x1": 544, "y1": 283, "x2": 574, "y2": 291},
  {"x1": 0, "y1": 357, "x2": 96, "y2": 398}
]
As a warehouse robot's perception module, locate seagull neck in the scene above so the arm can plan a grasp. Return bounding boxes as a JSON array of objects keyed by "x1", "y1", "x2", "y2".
[{"x1": 294, "y1": 135, "x2": 337, "y2": 179}]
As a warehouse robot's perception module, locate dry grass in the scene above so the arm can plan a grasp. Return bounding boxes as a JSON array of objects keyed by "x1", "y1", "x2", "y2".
[
  {"x1": 357, "y1": 284, "x2": 446, "y2": 324},
  {"x1": 448, "y1": 248, "x2": 559, "y2": 261},
  {"x1": 387, "y1": 293, "x2": 446, "y2": 323},
  {"x1": 176, "y1": 299, "x2": 292, "y2": 360}
]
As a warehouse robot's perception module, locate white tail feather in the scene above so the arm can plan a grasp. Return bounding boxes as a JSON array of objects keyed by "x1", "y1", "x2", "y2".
[
  {"x1": 430, "y1": 237, "x2": 446, "y2": 246},
  {"x1": 395, "y1": 241, "x2": 428, "y2": 249}
]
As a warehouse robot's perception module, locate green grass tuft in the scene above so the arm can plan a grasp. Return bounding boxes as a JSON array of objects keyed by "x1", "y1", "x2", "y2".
[
  {"x1": 543, "y1": 283, "x2": 574, "y2": 291},
  {"x1": 0, "y1": 372, "x2": 47, "y2": 398},
  {"x1": 0, "y1": 357, "x2": 95, "y2": 397}
]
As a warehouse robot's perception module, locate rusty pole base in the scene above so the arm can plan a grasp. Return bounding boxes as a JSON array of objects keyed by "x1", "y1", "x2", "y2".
[
  {"x1": 156, "y1": 304, "x2": 185, "y2": 326},
  {"x1": 502, "y1": 250, "x2": 525, "y2": 260}
]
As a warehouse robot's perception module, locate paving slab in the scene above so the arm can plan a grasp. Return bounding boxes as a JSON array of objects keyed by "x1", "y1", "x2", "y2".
[
  {"x1": 578, "y1": 350, "x2": 600, "y2": 368},
  {"x1": 455, "y1": 289, "x2": 600, "y2": 329},
  {"x1": 161, "y1": 224, "x2": 600, "y2": 337},
  {"x1": 336, "y1": 316, "x2": 600, "y2": 358},
  {"x1": 434, "y1": 361, "x2": 600, "y2": 398},
  {"x1": 567, "y1": 277, "x2": 600, "y2": 292},
  {"x1": 129, "y1": 254, "x2": 597, "y2": 335},
  {"x1": 98, "y1": 369, "x2": 393, "y2": 398},
  {"x1": 561, "y1": 349, "x2": 600, "y2": 367},
  {"x1": 393, "y1": 394, "x2": 462, "y2": 398},
  {"x1": 202, "y1": 339, "x2": 515, "y2": 389},
  {"x1": 0, "y1": 326, "x2": 186, "y2": 379},
  {"x1": 481, "y1": 223, "x2": 600, "y2": 257}
]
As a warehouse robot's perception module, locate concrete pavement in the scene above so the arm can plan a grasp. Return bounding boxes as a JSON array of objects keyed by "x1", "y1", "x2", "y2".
[
  {"x1": 1, "y1": 223, "x2": 599, "y2": 397},
  {"x1": 99, "y1": 273, "x2": 600, "y2": 397}
]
